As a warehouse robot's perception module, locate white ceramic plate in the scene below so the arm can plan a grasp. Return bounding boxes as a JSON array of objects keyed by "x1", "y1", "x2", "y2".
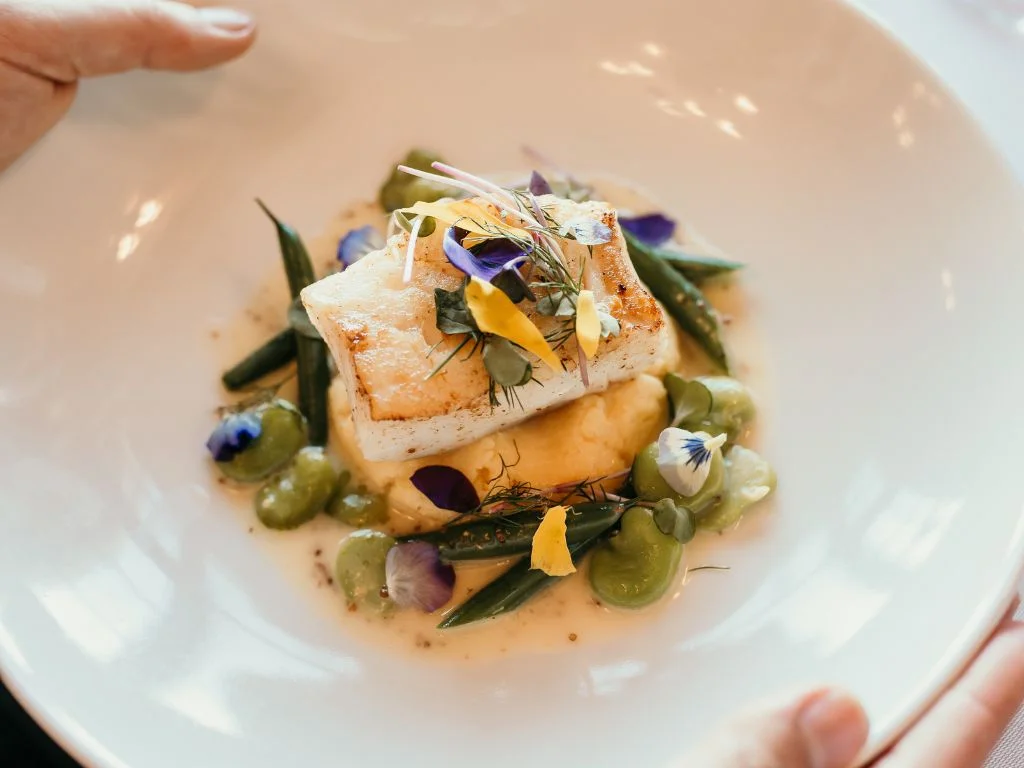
[{"x1": 2, "y1": 0, "x2": 1023, "y2": 766}]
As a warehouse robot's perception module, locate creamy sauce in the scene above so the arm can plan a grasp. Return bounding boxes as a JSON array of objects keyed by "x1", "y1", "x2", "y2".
[{"x1": 212, "y1": 178, "x2": 771, "y2": 662}]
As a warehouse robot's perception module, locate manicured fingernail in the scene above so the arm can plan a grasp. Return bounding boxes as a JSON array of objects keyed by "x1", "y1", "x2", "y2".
[
  {"x1": 198, "y1": 7, "x2": 254, "y2": 33},
  {"x1": 797, "y1": 690, "x2": 869, "y2": 768}
]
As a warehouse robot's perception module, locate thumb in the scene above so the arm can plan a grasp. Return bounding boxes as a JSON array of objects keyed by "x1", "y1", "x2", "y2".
[
  {"x1": 0, "y1": 0, "x2": 256, "y2": 82},
  {"x1": 677, "y1": 688, "x2": 870, "y2": 768}
]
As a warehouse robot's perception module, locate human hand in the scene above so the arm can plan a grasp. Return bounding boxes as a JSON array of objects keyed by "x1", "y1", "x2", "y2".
[
  {"x1": 677, "y1": 598, "x2": 1024, "y2": 767},
  {"x1": 0, "y1": 0, "x2": 256, "y2": 170}
]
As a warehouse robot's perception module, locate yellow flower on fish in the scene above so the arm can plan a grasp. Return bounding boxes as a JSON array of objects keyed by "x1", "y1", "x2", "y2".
[
  {"x1": 465, "y1": 277, "x2": 560, "y2": 370},
  {"x1": 531, "y1": 505, "x2": 576, "y2": 576},
  {"x1": 575, "y1": 290, "x2": 601, "y2": 358},
  {"x1": 399, "y1": 199, "x2": 530, "y2": 241}
]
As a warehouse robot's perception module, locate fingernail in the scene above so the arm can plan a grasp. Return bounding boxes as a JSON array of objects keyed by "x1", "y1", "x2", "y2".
[
  {"x1": 198, "y1": 7, "x2": 254, "y2": 34},
  {"x1": 797, "y1": 690, "x2": 869, "y2": 768}
]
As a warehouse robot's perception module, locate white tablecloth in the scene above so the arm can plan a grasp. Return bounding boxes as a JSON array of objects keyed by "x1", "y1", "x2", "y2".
[{"x1": 850, "y1": 3, "x2": 1024, "y2": 763}]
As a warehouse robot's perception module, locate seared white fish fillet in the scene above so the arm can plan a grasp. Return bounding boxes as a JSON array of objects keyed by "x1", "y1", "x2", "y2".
[{"x1": 302, "y1": 195, "x2": 666, "y2": 461}]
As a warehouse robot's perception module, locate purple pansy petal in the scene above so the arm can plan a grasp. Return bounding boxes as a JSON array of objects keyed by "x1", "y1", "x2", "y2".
[
  {"x1": 559, "y1": 216, "x2": 612, "y2": 246},
  {"x1": 206, "y1": 411, "x2": 262, "y2": 462},
  {"x1": 337, "y1": 225, "x2": 384, "y2": 267},
  {"x1": 619, "y1": 213, "x2": 676, "y2": 247},
  {"x1": 385, "y1": 542, "x2": 456, "y2": 612},
  {"x1": 442, "y1": 226, "x2": 532, "y2": 283},
  {"x1": 528, "y1": 170, "x2": 553, "y2": 196},
  {"x1": 410, "y1": 465, "x2": 481, "y2": 513}
]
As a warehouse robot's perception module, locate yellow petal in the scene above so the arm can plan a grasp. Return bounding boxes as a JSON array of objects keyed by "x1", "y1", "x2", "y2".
[
  {"x1": 399, "y1": 200, "x2": 529, "y2": 240},
  {"x1": 465, "y1": 277, "x2": 560, "y2": 370},
  {"x1": 531, "y1": 505, "x2": 576, "y2": 576},
  {"x1": 575, "y1": 290, "x2": 601, "y2": 358}
]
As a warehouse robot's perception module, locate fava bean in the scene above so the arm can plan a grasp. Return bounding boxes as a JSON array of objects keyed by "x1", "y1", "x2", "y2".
[
  {"x1": 335, "y1": 530, "x2": 396, "y2": 613},
  {"x1": 328, "y1": 488, "x2": 389, "y2": 527},
  {"x1": 588, "y1": 507, "x2": 682, "y2": 608},
  {"x1": 254, "y1": 447, "x2": 337, "y2": 530},
  {"x1": 697, "y1": 376, "x2": 756, "y2": 438},
  {"x1": 698, "y1": 446, "x2": 776, "y2": 531},
  {"x1": 631, "y1": 442, "x2": 725, "y2": 514},
  {"x1": 217, "y1": 400, "x2": 307, "y2": 482}
]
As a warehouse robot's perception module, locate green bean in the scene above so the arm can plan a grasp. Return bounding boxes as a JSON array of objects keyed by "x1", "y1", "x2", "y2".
[
  {"x1": 589, "y1": 506, "x2": 682, "y2": 609},
  {"x1": 335, "y1": 530, "x2": 396, "y2": 613},
  {"x1": 218, "y1": 399, "x2": 307, "y2": 482},
  {"x1": 625, "y1": 230, "x2": 729, "y2": 372},
  {"x1": 698, "y1": 446, "x2": 776, "y2": 531},
  {"x1": 297, "y1": 337, "x2": 330, "y2": 446},
  {"x1": 328, "y1": 487, "x2": 390, "y2": 527},
  {"x1": 399, "y1": 502, "x2": 624, "y2": 562},
  {"x1": 255, "y1": 200, "x2": 316, "y2": 300},
  {"x1": 254, "y1": 446, "x2": 338, "y2": 530},
  {"x1": 631, "y1": 442, "x2": 725, "y2": 514},
  {"x1": 437, "y1": 534, "x2": 605, "y2": 629},
  {"x1": 221, "y1": 329, "x2": 297, "y2": 391},
  {"x1": 255, "y1": 200, "x2": 330, "y2": 444},
  {"x1": 648, "y1": 248, "x2": 744, "y2": 283}
]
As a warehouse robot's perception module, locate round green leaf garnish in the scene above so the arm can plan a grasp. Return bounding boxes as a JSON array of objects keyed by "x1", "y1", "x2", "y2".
[
  {"x1": 483, "y1": 337, "x2": 533, "y2": 387},
  {"x1": 652, "y1": 498, "x2": 697, "y2": 544},
  {"x1": 664, "y1": 373, "x2": 713, "y2": 426}
]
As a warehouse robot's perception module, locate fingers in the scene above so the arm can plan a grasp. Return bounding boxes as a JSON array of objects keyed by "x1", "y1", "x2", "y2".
[
  {"x1": 0, "y1": 59, "x2": 76, "y2": 171},
  {"x1": 0, "y1": 0, "x2": 256, "y2": 82},
  {"x1": 677, "y1": 687, "x2": 869, "y2": 768},
  {"x1": 877, "y1": 613, "x2": 1024, "y2": 768}
]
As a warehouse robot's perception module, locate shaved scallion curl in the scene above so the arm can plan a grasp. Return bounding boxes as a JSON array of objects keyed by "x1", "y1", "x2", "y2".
[{"x1": 404, "y1": 215, "x2": 424, "y2": 283}]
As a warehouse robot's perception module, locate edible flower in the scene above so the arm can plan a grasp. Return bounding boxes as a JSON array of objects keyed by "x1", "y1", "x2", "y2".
[
  {"x1": 385, "y1": 542, "x2": 456, "y2": 612},
  {"x1": 399, "y1": 199, "x2": 530, "y2": 240},
  {"x1": 529, "y1": 170, "x2": 553, "y2": 196},
  {"x1": 597, "y1": 301, "x2": 621, "y2": 339},
  {"x1": 530, "y1": 505, "x2": 576, "y2": 576},
  {"x1": 410, "y1": 465, "x2": 480, "y2": 513},
  {"x1": 656, "y1": 428, "x2": 727, "y2": 497},
  {"x1": 206, "y1": 411, "x2": 262, "y2": 462},
  {"x1": 619, "y1": 213, "x2": 676, "y2": 247},
  {"x1": 575, "y1": 290, "x2": 601, "y2": 358},
  {"x1": 337, "y1": 225, "x2": 384, "y2": 268},
  {"x1": 465, "y1": 277, "x2": 560, "y2": 370},
  {"x1": 558, "y1": 216, "x2": 612, "y2": 246},
  {"x1": 443, "y1": 226, "x2": 532, "y2": 285}
]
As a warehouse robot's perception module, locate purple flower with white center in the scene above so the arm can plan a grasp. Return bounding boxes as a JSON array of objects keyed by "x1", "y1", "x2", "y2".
[
  {"x1": 337, "y1": 225, "x2": 384, "y2": 268},
  {"x1": 385, "y1": 542, "x2": 456, "y2": 612},
  {"x1": 619, "y1": 213, "x2": 676, "y2": 247},
  {"x1": 443, "y1": 226, "x2": 534, "y2": 292},
  {"x1": 410, "y1": 465, "x2": 481, "y2": 513},
  {"x1": 206, "y1": 411, "x2": 262, "y2": 462},
  {"x1": 528, "y1": 170, "x2": 553, "y2": 196},
  {"x1": 558, "y1": 216, "x2": 612, "y2": 246}
]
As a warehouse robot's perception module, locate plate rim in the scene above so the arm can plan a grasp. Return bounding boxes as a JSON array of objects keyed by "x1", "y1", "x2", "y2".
[{"x1": 2, "y1": 0, "x2": 1024, "y2": 765}]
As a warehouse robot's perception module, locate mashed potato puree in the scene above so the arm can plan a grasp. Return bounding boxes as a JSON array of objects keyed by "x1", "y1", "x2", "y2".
[{"x1": 330, "y1": 323, "x2": 687, "y2": 526}]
